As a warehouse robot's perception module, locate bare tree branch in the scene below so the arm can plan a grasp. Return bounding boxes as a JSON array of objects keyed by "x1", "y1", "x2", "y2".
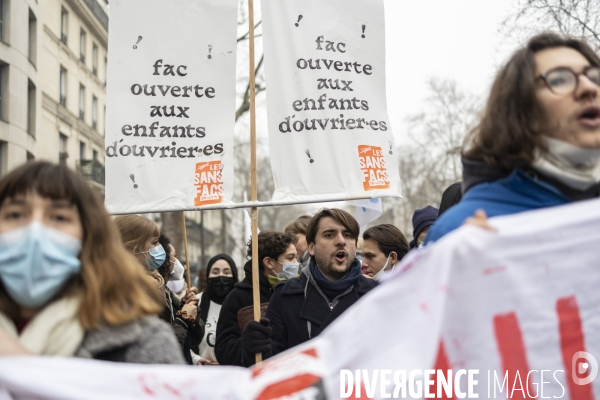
[{"x1": 235, "y1": 54, "x2": 265, "y2": 121}]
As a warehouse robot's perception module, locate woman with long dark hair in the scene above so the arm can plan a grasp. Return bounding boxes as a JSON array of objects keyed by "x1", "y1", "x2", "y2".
[{"x1": 193, "y1": 254, "x2": 238, "y2": 365}]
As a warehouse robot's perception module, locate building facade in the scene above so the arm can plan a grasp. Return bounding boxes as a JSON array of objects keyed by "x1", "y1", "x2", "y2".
[
  {"x1": 0, "y1": 0, "x2": 39, "y2": 174},
  {"x1": 0, "y1": 0, "x2": 243, "y2": 279},
  {"x1": 0, "y1": 0, "x2": 108, "y2": 195}
]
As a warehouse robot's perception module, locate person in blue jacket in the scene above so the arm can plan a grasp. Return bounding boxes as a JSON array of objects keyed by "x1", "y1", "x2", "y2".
[{"x1": 427, "y1": 32, "x2": 600, "y2": 244}]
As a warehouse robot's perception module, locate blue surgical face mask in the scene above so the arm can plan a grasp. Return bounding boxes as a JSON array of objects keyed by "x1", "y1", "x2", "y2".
[
  {"x1": 138, "y1": 244, "x2": 166, "y2": 271},
  {"x1": 276, "y1": 261, "x2": 300, "y2": 280},
  {"x1": 0, "y1": 222, "x2": 82, "y2": 308}
]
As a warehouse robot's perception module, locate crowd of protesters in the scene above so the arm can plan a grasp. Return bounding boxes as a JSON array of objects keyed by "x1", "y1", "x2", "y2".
[{"x1": 0, "y1": 32, "x2": 599, "y2": 373}]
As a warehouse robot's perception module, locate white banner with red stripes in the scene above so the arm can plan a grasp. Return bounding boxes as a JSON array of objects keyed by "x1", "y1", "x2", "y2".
[{"x1": 0, "y1": 198, "x2": 599, "y2": 399}]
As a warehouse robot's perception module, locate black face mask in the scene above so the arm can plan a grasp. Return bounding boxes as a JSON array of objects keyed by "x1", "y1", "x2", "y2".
[{"x1": 208, "y1": 276, "x2": 234, "y2": 298}]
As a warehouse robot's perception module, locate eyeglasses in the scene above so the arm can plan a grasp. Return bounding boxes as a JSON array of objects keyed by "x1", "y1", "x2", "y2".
[{"x1": 538, "y1": 66, "x2": 600, "y2": 95}]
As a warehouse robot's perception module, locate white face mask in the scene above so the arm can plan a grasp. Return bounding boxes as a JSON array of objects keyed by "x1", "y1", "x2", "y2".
[
  {"x1": 170, "y1": 259, "x2": 185, "y2": 280},
  {"x1": 373, "y1": 254, "x2": 391, "y2": 282},
  {"x1": 532, "y1": 136, "x2": 600, "y2": 190},
  {"x1": 275, "y1": 261, "x2": 300, "y2": 280}
]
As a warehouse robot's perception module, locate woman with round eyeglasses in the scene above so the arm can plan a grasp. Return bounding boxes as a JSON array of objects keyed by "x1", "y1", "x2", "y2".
[
  {"x1": 426, "y1": 33, "x2": 600, "y2": 243},
  {"x1": 0, "y1": 162, "x2": 184, "y2": 363}
]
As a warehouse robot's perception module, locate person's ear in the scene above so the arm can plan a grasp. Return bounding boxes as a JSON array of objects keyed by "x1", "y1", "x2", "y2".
[
  {"x1": 263, "y1": 257, "x2": 275, "y2": 270},
  {"x1": 308, "y1": 242, "x2": 315, "y2": 256},
  {"x1": 389, "y1": 252, "x2": 398, "y2": 265}
]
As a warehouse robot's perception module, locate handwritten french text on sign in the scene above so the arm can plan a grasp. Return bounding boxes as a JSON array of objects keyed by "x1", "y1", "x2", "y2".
[
  {"x1": 2, "y1": 201, "x2": 600, "y2": 398},
  {"x1": 358, "y1": 145, "x2": 390, "y2": 191},
  {"x1": 262, "y1": 0, "x2": 401, "y2": 202},
  {"x1": 104, "y1": 0, "x2": 237, "y2": 213}
]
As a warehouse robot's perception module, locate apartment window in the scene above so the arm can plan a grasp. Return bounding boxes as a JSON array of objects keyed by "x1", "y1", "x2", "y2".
[
  {"x1": 79, "y1": 84, "x2": 85, "y2": 120},
  {"x1": 79, "y1": 141, "x2": 86, "y2": 160},
  {"x1": 59, "y1": 133, "x2": 68, "y2": 164},
  {"x1": 91, "y1": 95, "x2": 97, "y2": 129},
  {"x1": 0, "y1": 0, "x2": 7, "y2": 43},
  {"x1": 0, "y1": 62, "x2": 7, "y2": 121},
  {"x1": 92, "y1": 44, "x2": 98, "y2": 75},
  {"x1": 79, "y1": 29, "x2": 86, "y2": 63},
  {"x1": 28, "y1": 9, "x2": 36, "y2": 64},
  {"x1": 103, "y1": 104, "x2": 106, "y2": 134},
  {"x1": 0, "y1": 141, "x2": 4, "y2": 176},
  {"x1": 92, "y1": 149, "x2": 98, "y2": 161},
  {"x1": 104, "y1": 57, "x2": 107, "y2": 84},
  {"x1": 27, "y1": 79, "x2": 36, "y2": 136},
  {"x1": 60, "y1": 8, "x2": 68, "y2": 44},
  {"x1": 59, "y1": 66, "x2": 67, "y2": 106}
]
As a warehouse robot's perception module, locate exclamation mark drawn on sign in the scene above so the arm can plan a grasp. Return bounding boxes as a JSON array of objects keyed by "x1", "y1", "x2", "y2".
[
  {"x1": 133, "y1": 36, "x2": 142, "y2": 49},
  {"x1": 295, "y1": 15, "x2": 303, "y2": 27},
  {"x1": 305, "y1": 149, "x2": 314, "y2": 163},
  {"x1": 361, "y1": 25, "x2": 366, "y2": 38},
  {"x1": 129, "y1": 174, "x2": 138, "y2": 188},
  {"x1": 388, "y1": 141, "x2": 393, "y2": 155},
  {"x1": 207, "y1": 45, "x2": 213, "y2": 59}
]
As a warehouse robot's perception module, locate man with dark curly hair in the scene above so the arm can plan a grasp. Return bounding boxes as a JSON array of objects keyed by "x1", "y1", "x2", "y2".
[{"x1": 214, "y1": 230, "x2": 297, "y2": 367}]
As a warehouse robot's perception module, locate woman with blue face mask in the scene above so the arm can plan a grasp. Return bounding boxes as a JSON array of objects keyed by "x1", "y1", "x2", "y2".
[
  {"x1": 115, "y1": 216, "x2": 203, "y2": 365},
  {"x1": 0, "y1": 161, "x2": 184, "y2": 363}
]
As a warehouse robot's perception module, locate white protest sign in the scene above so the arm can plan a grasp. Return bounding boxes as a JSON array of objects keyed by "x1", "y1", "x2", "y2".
[
  {"x1": 104, "y1": 0, "x2": 238, "y2": 213},
  {"x1": 2, "y1": 200, "x2": 600, "y2": 399},
  {"x1": 262, "y1": 0, "x2": 402, "y2": 202}
]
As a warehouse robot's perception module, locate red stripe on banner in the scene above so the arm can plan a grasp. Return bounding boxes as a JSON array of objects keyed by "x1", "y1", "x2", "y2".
[
  {"x1": 432, "y1": 340, "x2": 454, "y2": 400},
  {"x1": 494, "y1": 312, "x2": 534, "y2": 399},
  {"x1": 557, "y1": 296, "x2": 594, "y2": 400}
]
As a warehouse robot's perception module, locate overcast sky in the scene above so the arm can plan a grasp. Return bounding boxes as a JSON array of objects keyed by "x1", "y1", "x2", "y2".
[{"x1": 383, "y1": 0, "x2": 516, "y2": 141}]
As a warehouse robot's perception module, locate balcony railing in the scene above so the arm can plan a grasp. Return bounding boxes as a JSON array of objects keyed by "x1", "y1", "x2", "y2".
[
  {"x1": 82, "y1": 0, "x2": 108, "y2": 32},
  {"x1": 77, "y1": 159, "x2": 105, "y2": 186}
]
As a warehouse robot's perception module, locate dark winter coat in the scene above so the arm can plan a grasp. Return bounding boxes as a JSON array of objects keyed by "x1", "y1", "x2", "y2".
[
  {"x1": 266, "y1": 265, "x2": 378, "y2": 356},
  {"x1": 75, "y1": 315, "x2": 186, "y2": 364},
  {"x1": 215, "y1": 260, "x2": 274, "y2": 366},
  {"x1": 159, "y1": 287, "x2": 204, "y2": 364}
]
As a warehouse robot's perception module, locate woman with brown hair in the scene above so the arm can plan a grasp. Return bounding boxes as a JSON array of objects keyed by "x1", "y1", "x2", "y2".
[
  {"x1": 426, "y1": 32, "x2": 600, "y2": 243},
  {"x1": 0, "y1": 161, "x2": 184, "y2": 363},
  {"x1": 114, "y1": 215, "x2": 203, "y2": 365}
]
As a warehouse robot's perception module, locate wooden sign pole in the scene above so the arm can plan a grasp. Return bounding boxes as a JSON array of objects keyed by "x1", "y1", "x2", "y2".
[
  {"x1": 248, "y1": 0, "x2": 262, "y2": 365},
  {"x1": 181, "y1": 212, "x2": 192, "y2": 288}
]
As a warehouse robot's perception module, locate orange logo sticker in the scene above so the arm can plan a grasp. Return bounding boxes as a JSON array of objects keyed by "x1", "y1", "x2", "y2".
[
  {"x1": 194, "y1": 161, "x2": 223, "y2": 206},
  {"x1": 358, "y1": 145, "x2": 390, "y2": 191}
]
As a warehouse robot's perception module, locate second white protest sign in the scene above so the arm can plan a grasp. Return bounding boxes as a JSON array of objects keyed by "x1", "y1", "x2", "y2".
[{"x1": 262, "y1": 0, "x2": 401, "y2": 202}]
